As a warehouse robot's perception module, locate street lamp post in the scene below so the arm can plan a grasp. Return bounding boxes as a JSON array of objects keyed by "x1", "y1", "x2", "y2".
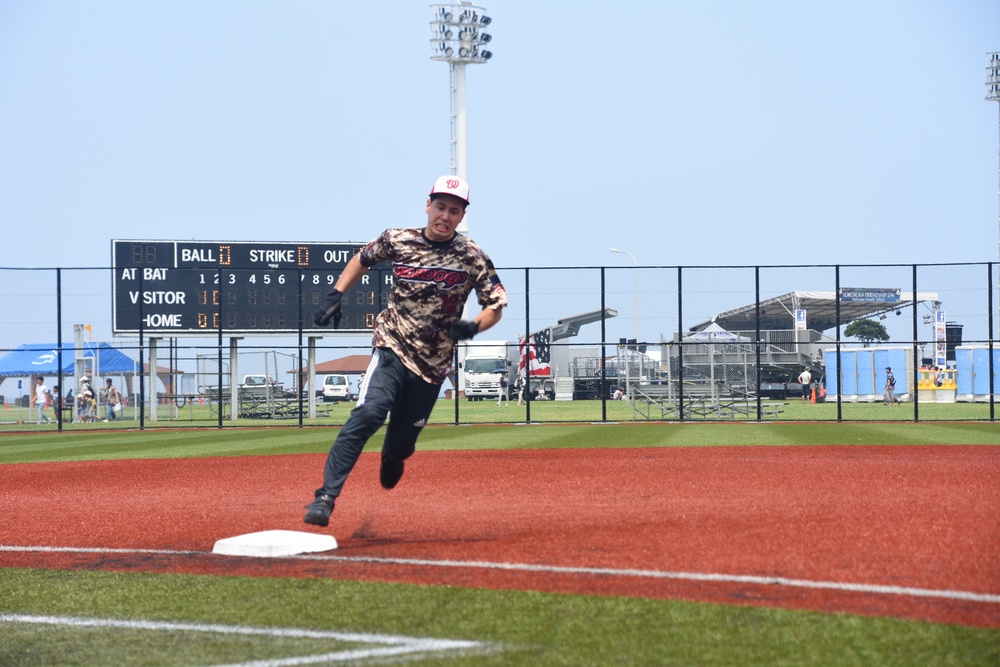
[
  {"x1": 610, "y1": 248, "x2": 640, "y2": 402},
  {"x1": 429, "y1": 3, "x2": 493, "y2": 234}
]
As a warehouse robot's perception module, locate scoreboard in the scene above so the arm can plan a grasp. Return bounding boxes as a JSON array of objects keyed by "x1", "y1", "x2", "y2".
[{"x1": 112, "y1": 240, "x2": 390, "y2": 335}]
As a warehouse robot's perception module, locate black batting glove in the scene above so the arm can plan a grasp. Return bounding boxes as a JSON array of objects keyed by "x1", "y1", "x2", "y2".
[
  {"x1": 314, "y1": 289, "x2": 343, "y2": 328},
  {"x1": 450, "y1": 319, "x2": 479, "y2": 341}
]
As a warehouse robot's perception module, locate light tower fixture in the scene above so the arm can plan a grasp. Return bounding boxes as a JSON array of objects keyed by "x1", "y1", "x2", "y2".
[
  {"x1": 430, "y1": 3, "x2": 493, "y2": 233},
  {"x1": 987, "y1": 52, "x2": 1000, "y2": 335}
]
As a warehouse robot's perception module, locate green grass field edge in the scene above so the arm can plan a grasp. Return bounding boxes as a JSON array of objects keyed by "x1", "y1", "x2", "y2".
[{"x1": 2, "y1": 569, "x2": 998, "y2": 667}]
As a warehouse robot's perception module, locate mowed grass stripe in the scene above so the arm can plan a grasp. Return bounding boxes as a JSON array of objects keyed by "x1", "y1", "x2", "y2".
[{"x1": 2, "y1": 422, "x2": 999, "y2": 464}]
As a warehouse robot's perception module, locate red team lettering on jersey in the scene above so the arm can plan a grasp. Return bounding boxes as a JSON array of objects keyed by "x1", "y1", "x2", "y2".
[{"x1": 393, "y1": 264, "x2": 470, "y2": 289}]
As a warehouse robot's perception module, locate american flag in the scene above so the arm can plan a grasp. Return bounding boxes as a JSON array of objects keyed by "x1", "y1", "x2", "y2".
[{"x1": 518, "y1": 329, "x2": 551, "y2": 377}]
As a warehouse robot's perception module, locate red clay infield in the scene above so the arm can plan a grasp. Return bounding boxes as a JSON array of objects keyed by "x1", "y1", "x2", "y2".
[{"x1": 2, "y1": 445, "x2": 998, "y2": 628}]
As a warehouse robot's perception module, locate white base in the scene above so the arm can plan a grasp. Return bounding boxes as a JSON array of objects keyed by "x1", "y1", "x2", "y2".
[{"x1": 212, "y1": 530, "x2": 337, "y2": 557}]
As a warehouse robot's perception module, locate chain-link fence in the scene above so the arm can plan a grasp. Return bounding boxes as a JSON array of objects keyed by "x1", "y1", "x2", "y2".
[{"x1": 1, "y1": 262, "x2": 996, "y2": 432}]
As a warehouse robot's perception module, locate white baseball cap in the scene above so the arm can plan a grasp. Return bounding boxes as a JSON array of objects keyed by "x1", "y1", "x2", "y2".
[
  {"x1": 79, "y1": 376, "x2": 89, "y2": 383},
  {"x1": 429, "y1": 175, "x2": 470, "y2": 205}
]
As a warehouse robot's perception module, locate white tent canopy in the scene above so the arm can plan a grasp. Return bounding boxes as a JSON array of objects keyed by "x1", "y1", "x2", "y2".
[
  {"x1": 682, "y1": 322, "x2": 752, "y2": 397},
  {"x1": 682, "y1": 322, "x2": 750, "y2": 343}
]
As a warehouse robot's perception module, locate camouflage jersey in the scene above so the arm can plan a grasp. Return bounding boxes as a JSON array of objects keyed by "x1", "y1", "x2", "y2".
[{"x1": 359, "y1": 227, "x2": 507, "y2": 384}]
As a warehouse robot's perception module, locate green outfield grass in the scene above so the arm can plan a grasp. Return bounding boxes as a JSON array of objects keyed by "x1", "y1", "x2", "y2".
[
  {"x1": 1, "y1": 422, "x2": 999, "y2": 464},
  {"x1": 2, "y1": 394, "x2": 998, "y2": 433},
  {"x1": 1, "y1": 424, "x2": 998, "y2": 666}
]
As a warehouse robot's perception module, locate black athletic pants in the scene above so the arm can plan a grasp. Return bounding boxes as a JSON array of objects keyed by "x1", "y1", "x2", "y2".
[{"x1": 317, "y1": 347, "x2": 441, "y2": 499}]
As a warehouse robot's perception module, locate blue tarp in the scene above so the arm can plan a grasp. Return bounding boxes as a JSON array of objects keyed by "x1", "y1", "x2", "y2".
[{"x1": 0, "y1": 342, "x2": 139, "y2": 378}]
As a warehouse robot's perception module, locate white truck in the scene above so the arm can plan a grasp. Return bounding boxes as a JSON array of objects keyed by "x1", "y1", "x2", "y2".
[
  {"x1": 320, "y1": 374, "x2": 351, "y2": 402},
  {"x1": 459, "y1": 340, "x2": 512, "y2": 401}
]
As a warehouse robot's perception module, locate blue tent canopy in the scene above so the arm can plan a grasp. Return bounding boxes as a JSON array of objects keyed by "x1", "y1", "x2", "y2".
[{"x1": 0, "y1": 342, "x2": 139, "y2": 378}]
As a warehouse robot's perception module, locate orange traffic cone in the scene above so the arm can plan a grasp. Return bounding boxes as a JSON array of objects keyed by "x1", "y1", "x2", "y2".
[{"x1": 810, "y1": 387, "x2": 816, "y2": 404}]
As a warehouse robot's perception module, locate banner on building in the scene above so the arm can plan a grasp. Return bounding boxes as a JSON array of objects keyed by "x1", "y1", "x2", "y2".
[
  {"x1": 935, "y1": 310, "x2": 947, "y2": 367},
  {"x1": 838, "y1": 287, "x2": 901, "y2": 303}
]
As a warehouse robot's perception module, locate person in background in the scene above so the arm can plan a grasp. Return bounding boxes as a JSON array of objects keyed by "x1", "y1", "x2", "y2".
[
  {"x1": 883, "y1": 367, "x2": 898, "y2": 406},
  {"x1": 798, "y1": 368, "x2": 813, "y2": 403},
  {"x1": 77, "y1": 377, "x2": 95, "y2": 422},
  {"x1": 51, "y1": 384, "x2": 62, "y2": 421},
  {"x1": 103, "y1": 378, "x2": 121, "y2": 422},
  {"x1": 34, "y1": 377, "x2": 52, "y2": 424},
  {"x1": 497, "y1": 370, "x2": 509, "y2": 406}
]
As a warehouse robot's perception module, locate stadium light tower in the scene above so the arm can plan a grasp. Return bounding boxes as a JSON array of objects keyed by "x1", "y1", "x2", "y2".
[
  {"x1": 987, "y1": 52, "x2": 1000, "y2": 331},
  {"x1": 429, "y1": 3, "x2": 493, "y2": 233}
]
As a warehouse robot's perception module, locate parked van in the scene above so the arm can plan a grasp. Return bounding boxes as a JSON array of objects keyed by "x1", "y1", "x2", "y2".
[{"x1": 321, "y1": 374, "x2": 350, "y2": 402}]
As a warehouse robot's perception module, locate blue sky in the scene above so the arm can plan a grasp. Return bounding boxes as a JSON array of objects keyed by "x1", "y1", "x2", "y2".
[{"x1": 2, "y1": 0, "x2": 999, "y2": 273}]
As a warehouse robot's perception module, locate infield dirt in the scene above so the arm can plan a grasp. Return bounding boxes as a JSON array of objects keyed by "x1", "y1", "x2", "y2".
[{"x1": 2, "y1": 446, "x2": 998, "y2": 628}]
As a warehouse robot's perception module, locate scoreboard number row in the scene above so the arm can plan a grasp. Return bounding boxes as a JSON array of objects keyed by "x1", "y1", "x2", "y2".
[{"x1": 197, "y1": 273, "x2": 342, "y2": 286}]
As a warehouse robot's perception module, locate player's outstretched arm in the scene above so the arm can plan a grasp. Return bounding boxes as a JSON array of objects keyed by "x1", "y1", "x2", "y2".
[
  {"x1": 449, "y1": 307, "x2": 501, "y2": 341},
  {"x1": 334, "y1": 254, "x2": 369, "y2": 293},
  {"x1": 473, "y1": 306, "x2": 502, "y2": 334},
  {"x1": 314, "y1": 254, "x2": 370, "y2": 328}
]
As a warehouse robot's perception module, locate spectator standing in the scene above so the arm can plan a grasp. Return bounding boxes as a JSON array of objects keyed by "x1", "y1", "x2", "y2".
[
  {"x1": 33, "y1": 377, "x2": 52, "y2": 424},
  {"x1": 77, "y1": 377, "x2": 95, "y2": 422},
  {"x1": 103, "y1": 378, "x2": 121, "y2": 422},
  {"x1": 883, "y1": 367, "x2": 898, "y2": 406},
  {"x1": 51, "y1": 384, "x2": 63, "y2": 421},
  {"x1": 797, "y1": 369, "x2": 813, "y2": 403},
  {"x1": 497, "y1": 371, "x2": 509, "y2": 406}
]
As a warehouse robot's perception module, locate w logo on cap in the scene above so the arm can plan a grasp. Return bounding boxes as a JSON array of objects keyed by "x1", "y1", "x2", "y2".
[{"x1": 430, "y1": 175, "x2": 470, "y2": 204}]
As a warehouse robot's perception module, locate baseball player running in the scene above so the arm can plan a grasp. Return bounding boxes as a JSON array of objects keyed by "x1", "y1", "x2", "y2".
[{"x1": 304, "y1": 175, "x2": 507, "y2": 527}]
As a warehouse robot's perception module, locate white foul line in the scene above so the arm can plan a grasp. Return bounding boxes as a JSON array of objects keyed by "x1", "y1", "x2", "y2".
[
  {"x1": 2, "y1": 544, "x2": 998, "y2": 605},
  {"x1": 0, "y1": 613, "x2": 487, "y2": 666}
]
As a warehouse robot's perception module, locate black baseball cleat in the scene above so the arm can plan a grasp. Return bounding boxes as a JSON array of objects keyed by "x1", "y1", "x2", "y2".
[
  {"x1": 303, "y1": 494, "x2": 334, "y2": 527},
  {"x1": 379, "y1": 456, "x2": 405, "y2": 490}
]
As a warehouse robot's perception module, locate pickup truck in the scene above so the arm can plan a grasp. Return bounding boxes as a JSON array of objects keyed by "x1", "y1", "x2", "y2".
[{"x1": 239, "y1": 375, "x2": 289, "y2": 400}]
